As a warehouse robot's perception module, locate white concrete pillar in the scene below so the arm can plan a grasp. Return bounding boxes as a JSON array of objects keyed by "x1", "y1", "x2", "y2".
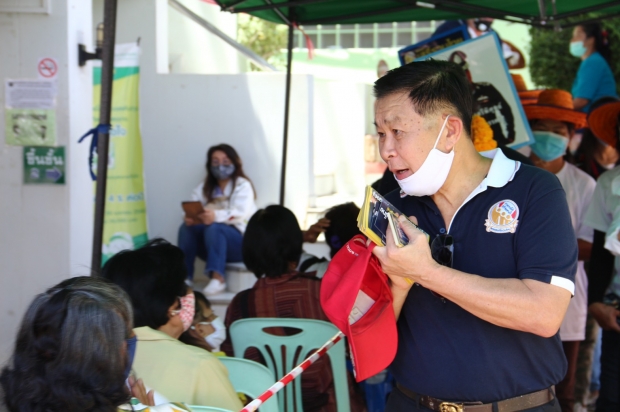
[{"x1": 0, "y1": 0, "x2": 94, "y2": 364}]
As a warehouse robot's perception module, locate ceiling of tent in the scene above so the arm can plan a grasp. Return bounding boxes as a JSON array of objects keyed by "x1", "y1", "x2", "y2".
[{"x1": 213, "y1": 0, "x2": 620, "y2": 28}]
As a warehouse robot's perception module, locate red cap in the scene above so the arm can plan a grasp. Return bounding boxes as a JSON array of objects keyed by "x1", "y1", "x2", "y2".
[{"x1": 320, "y1": 235, "x2": 398, "y2": 382}]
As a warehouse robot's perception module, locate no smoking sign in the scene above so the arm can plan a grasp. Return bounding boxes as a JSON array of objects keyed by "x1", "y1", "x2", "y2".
[{"x1": 37, "y1": 57, "x2": 58, "y2": 80}]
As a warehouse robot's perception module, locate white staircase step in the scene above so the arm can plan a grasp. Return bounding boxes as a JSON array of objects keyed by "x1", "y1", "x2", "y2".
[{"x1": 225, "y1": 262, "x2": 256, "y2": 293}]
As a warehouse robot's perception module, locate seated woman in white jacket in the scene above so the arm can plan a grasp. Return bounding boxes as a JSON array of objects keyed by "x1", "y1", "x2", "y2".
[{"x1": 178, "y1": 144, "x2": 257, "y2": 295}]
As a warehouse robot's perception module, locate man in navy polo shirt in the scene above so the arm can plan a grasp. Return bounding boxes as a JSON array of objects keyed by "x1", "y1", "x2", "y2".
[{"x1": 372, "y1": 60, "x2": 577, "y2": 411}]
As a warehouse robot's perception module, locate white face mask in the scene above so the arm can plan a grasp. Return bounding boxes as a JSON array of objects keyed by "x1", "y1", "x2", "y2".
[
  {"x1": 205, "y1": 317, "x2": 227, "y2": 351},
  {"x1": 395, "y1": 115, "x2": 454, "y2": 197}
]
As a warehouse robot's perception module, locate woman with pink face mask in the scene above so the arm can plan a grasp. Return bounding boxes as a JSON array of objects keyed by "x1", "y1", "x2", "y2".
[
  {"x1": 180, "y1": 291, "x2": 227, "y2": 353},
  {"x1": 101, "y1": 238, "x2": 242, "y2": 410}
]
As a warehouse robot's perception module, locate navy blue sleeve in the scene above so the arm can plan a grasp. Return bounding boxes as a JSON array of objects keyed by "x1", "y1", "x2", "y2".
[{"x1": 514, "y1": 170, "x2": 578, "y2": 291}]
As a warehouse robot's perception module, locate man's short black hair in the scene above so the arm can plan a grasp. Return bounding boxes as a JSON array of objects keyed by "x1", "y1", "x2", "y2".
[
  {"x1": 324, "y1": 202, "x2": 361, "y2": 258},
  {"x1": 374, "y1": 59, "x2": 474, "y2": 135},
  {"x1": 101, "y1": 238, "x2": 187, "y2": 329},
  {"x1": 243, "y1": 205, "x2": 303, "y2": 279}
]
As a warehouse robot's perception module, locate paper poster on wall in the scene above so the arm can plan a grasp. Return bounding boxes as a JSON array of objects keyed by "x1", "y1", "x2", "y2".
[
  {"x1": 23, "y1": 146, "x2": 65, "y2": 184},
  {"x1": 415, "y1": 33, "x2": 534, "y2": 149},
  {"x1": 5, "y1": 79, "x2": 57, "y2": 146},
  {"x1": 5, "y1": 109, "x2": 57, "y2": 146},
  {"x1": 92, "y1": 43, "x2": 148, "y2": 265}
]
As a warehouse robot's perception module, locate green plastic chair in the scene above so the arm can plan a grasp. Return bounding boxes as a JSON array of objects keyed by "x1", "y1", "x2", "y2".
[
  {"x1": 219, "y1": 357, "x2": 280, "y2": 412},
  {"x1": 229, "y1": 318, "x2": 350, "y2": 412},
  {"x1": 188, "y1": 407, "x2": 233, "y2": 412}
]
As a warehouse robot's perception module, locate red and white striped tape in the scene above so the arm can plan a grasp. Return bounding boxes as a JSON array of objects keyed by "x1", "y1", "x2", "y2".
[{"x1": 240, "y1": 331, "x2": 344, "y2": 412}]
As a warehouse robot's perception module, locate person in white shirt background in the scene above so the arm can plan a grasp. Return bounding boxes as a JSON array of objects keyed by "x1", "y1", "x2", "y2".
[
  {"x1": 525, "y1": 89, "x2": 595, "y2": 412},
  {"x1": 178, "y1": 144, "x2": 257, "y2": 295},
  {"x1": 583, "y1": 99, "x2": 620, "y2": 412}
]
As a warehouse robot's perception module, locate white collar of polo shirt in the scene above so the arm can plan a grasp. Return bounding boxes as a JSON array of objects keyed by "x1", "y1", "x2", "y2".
[
  {"x1": 445, "y1": 149, "x2": 520, "y2": 233},
  {"x1": 479, "y1": 148, "x2": 520, "y2": 189}
]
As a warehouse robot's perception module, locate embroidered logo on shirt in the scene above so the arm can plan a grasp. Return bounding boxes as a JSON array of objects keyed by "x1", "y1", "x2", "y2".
[{"x1": 485, "y1": 199, "x2": 519, "y2": 234}]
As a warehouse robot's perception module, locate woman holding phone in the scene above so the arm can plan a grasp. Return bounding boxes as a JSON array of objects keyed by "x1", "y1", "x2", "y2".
[{"x1": 178, "y1": 144, "x2": 256, "y2": 295}]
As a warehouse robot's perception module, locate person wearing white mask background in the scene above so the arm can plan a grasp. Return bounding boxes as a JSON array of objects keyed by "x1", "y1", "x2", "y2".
[
  {"x1": 572, "y1": 97, "x2": 620, "y2": 181},
  {"x1": 189, "y1": 291, "x2": 228, "y2": 352},
  {"x1": 582, "y1": 99, "x2": 620, "y2": 411},
  {"x1": 570, "y1": 22, "x2": 617, "y2": 113},
  {"x1": 524, "y1": 89, "x2": 595, "y2": 412},
  {"x1": 372, "y1": 60, "x2": 577, "y2": 411}
]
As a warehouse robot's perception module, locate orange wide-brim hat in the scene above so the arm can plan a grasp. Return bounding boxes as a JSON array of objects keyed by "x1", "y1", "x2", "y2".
[
  {"x1": 523, "y1": 89, "x2": 587, "y2": 129},
  {"x1": 519, "y1": 91, "x2": 543, "y2": 106},
  {"x1": 588, "y1": 101, "x2": 620, "y2": 148},
  {"x1": 511, "y1": 74, "x2": 543, "y2": 106}
]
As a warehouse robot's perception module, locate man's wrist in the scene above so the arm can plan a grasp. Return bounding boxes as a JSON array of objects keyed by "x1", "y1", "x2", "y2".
[
  {"x1": 415, "y1": 259, "x2": 443, "y2": 287},
  {"x1": 391, "y1": 282, "x2": 412, "y2": 296}
]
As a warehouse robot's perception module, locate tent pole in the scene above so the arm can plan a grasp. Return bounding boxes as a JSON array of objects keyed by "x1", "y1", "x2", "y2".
[
  {"x1": 279, "y1": 22, "x2": 294, "y2": 206},
  {"x1": 91, "y1": 0, "x2": 118, "y2": 273},
  {"x1": 537, "y1": 0, "x2": 547, "y2": 21}
]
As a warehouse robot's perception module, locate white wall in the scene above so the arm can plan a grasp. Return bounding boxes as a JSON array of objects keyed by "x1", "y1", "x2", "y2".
[
  {"x1": 167, "y1": 0, "x2": 242, "y2": 74},
  {"x1": 68, "y1": 0, "x2": 96, "y2": 278},
  {"x1": 141, "y1": 72, "x2": 312, "y2": 244},
  {"x1": 312, "y1": 78, "x2": 367, "y2": 209},
  {"x1": 0, "y1": 0, "x2": 94, "y2": 364}
]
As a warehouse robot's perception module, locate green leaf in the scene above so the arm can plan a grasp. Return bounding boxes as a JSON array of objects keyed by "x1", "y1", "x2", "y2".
[{"x1": 237, "y1": 14, "x2": 288, "y2": 71}]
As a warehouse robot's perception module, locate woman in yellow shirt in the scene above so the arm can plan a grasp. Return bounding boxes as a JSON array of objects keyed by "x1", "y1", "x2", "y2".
[{"x1": 102, "y1": 239, "x2": 242, "y2": 410}]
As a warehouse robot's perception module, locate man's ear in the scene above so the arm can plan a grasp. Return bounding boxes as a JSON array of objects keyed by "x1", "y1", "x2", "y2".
[{"x1": 444, "y1": 115, "x2": 463, "y2": 151}]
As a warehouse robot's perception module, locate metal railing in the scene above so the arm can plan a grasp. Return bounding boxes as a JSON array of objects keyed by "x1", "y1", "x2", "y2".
[{"x1": 297, "y1": 21, "x2": 442, "y2": 49}]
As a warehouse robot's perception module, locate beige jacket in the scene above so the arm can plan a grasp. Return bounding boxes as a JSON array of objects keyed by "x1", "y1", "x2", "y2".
[{"x1": 132, "y1": 327, "x2": 242, "y2": 410}]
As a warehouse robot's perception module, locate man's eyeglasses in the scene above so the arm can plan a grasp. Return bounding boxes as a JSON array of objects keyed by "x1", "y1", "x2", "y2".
[{"x1": 431, "y1": 234, "x2": 454, "y2": 268}]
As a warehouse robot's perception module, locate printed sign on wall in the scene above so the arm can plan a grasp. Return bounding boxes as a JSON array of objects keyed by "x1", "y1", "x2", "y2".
[
  {"x1": 23, "y1": 146, "x2": 65, "y2": 184},
  {"x1": 5, "y1": 79, "x2": 57, "y2": 146}
]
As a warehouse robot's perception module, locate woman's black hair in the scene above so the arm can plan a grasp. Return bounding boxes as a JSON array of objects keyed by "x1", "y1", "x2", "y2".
[
  {"x1": 202, "y1": 144, "x2": 254, "y2": 203},
  {"x1": 579, "y1": 22, "x2": 611, "y2": 63},
  {"x1": 101, "y1": 238, "x2": 187, "y2": 330},
  {"x1": 243, "y1": 205, "x2": 303, "y2": 279},
  {"x1": 574, "y1": 128, "x2": 606, "y2": 173},
  {"x1": 0, "y1": 277, "x2": 133, "y2": 412},
  {"x1": 324, "y1": 202, "x2": 361, "y2": 258}
]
